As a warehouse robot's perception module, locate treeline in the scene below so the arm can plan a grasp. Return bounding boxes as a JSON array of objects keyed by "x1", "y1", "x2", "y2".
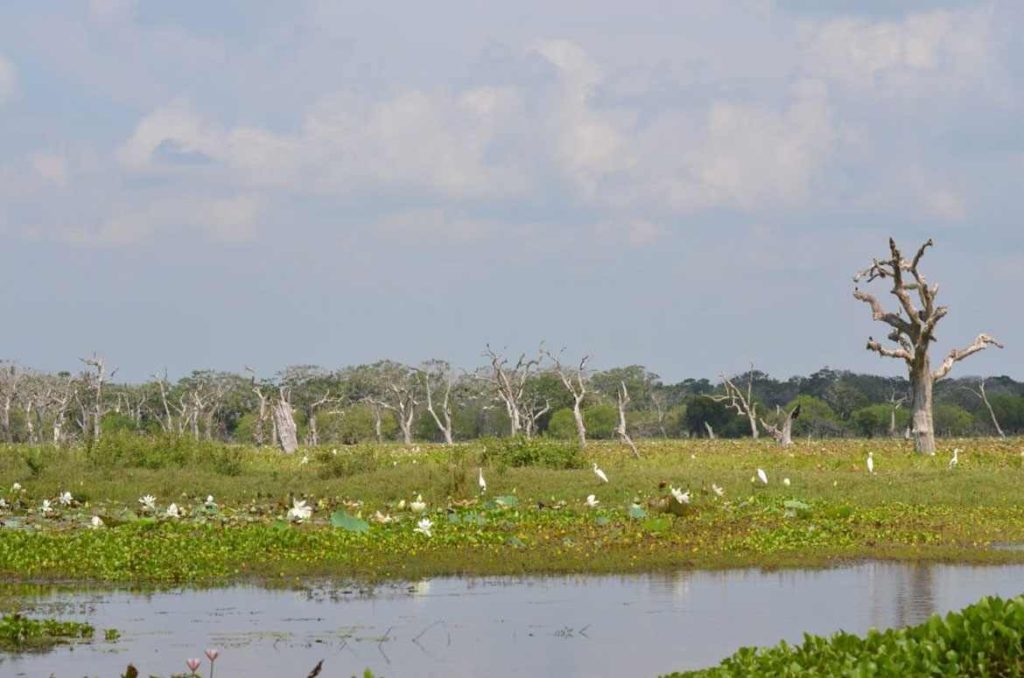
[{"x1": 0, "y1": 355, "x2": 1021, "y2": 446}]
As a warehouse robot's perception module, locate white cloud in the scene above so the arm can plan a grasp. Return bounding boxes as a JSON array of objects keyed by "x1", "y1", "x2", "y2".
[
  {"x1": 799, "y1": 8, "x2": 993, "y2": 94},
  {"x1": 0, "y1": 54, "x2": 17, "y2": 104},
  {"x1": 29, "y1": 153, "x2": 69, "y2": 187}
]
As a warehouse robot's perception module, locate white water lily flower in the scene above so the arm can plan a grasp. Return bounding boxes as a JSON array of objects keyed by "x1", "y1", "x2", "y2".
[
  {"x1": 58, "y1": 491, "x2": 73, "y2": 507},
  {"x1": 712, "y1": 484, "x2": 725, "y2": 498},
  {"x1": 300, "y1": 455, "x2": 309, "y2": 465},
  {"x1": 11, "y1": 482, "x2": 22, "y2": 493},
  {"x1": 90, "y1": 515, "x2": 104, "y2": 529},
  {"x1": 397, "y1": 499, "x2": 406, "y2": 510},
  {"x1": 586, "y1": 494, "x2": 599, "y2": 508},
  {"x1": 372, "y1": 511, "x2": 394, "y2": 524},
  {"x1": 670, "y1": 487, "x2": 690, "y2": 505},
  {"x1": 783, "y1": 478, "x2": 791, "y2": 487},
  {"x1": 165, "y1": 503, "x2": 181, "y2": 518},
  {"x1": 0, "y1": 498, "x2": 7, "y2": 510},
  {"x1": 40, "y1": 499, "x2": 53, "y2": 515},
  {"x1": 410, "y1": 494, "x2": 426, "y2": 513},
  {"x1": 287, "y1": 499, "x2": 312, "y2": 523},
  {"x1": 414, "y1": 518, "x2": 433, "y2": 537},
  {"x1": 205, "y1": 495, "x2": 216, "y2": 508},
  {"x1": 139, "y1": 495, "x2": 157, "y2": 511}
]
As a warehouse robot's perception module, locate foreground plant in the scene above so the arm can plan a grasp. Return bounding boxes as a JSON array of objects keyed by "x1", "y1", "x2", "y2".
[
  {"x1": 0, "y1": 613, "x2": 94, "y2": 651},
  {"x1": 669, "y1": 594, "x2": 1024, "y2": 677}
]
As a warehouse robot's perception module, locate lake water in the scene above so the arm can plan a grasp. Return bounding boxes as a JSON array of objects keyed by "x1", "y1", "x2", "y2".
[{"x1": 2, "y1": 562, "x2": 1023, "y2": 677}]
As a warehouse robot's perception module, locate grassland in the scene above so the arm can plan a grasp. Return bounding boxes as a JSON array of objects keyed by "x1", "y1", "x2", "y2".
[{"x1": 1, "y1": 436, "x2": 1023, "y2": 586}]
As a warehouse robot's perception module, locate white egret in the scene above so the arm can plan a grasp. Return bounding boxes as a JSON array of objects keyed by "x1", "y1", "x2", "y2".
[
  {"x1": 592, "y1": 462, "x2": 609, "y2": 483},
  {"x1": 867, "y1": 451, "x2": 875, "y2": 474},
  {"x1": 949, "y1": 448, "x2": 960, "y2": 470},
  {"x1": 756, "y1": 468, "x2": 768, "y2": 485},
  {"x1": 478, "y1": 467, "x2": 487, "y2": 493}
]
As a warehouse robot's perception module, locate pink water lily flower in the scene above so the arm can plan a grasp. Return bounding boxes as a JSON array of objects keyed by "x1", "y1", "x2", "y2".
[
  {"x1": 186, "y1": 657, "x2": 201, "y2": 673},
  {"x1": 205, "y1": 647, "x2": 220, "y2": 661}
]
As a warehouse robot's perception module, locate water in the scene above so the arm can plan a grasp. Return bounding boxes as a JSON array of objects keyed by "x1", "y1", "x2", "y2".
[{"x1": 2, "y1": 562, "x2": 1023, "y2": 677}]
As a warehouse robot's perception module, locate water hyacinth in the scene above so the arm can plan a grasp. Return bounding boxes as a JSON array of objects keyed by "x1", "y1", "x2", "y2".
[
  {"x1": 414, "y1": 518, "x2": 433, "y2": 537},
  {"x1": 287, "y1": 499, "x2": 312, "y2": 523}
]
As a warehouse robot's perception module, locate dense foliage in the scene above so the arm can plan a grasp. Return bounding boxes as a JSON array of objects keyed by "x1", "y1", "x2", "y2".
[
  {"x1": 0, "y1": 613, "x2": 94, "y2": 651},
  {"x1": 670, "y1": 594, "x2": 1024, "y2": 677}
]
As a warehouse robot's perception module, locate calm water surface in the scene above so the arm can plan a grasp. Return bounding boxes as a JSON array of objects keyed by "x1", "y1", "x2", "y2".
[{"x1": 3, "y1": 562, "x2": 1023, "y2": 677}]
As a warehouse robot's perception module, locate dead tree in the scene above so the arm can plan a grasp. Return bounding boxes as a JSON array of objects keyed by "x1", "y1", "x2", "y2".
[
  {"x1": 246, "y1": 367, "x2": 272, "y2": 446},
  {"x1": 615, "y1": 381, "x2": 640, "y2": 458},
  {"x1": 887, "y1": 389, "x2": 907, "y2": 438},
  {"x1": 521, "y1": 396, "x2": 551, "y2": 439},
  {"x1": 79, "y1": 355, "x2": 114, "y2": 441},
  {"x1": 272, "y1": 387, "x2": 299, "y2": 453},
  {"x1": 854, "y1": 238, "x2": 1003, "y2": 454},
  {"x1": 481, "y1": 345, "x2": 543, "y2": 436},
  {"x1": 760, "y1": 403, "x2": 801, "y2": 447},
  {"x1": 362, "y1": 397, "x2": 385, "y2": 443},
  {"x1": 48, "y1": 374, "x2": 75, "y2": 444},
  {"x1": 0, "y1": 361, "x2": 24, "y2": 442},
  {"x1": 421, "y1": 360, "x2": 455, "y2": 445},
  {"x1": 366, "y1": 362, "x2": 419, "y2": 445},
  {"x1": 650, "y1": 391, "x2": 668, "y2": 438},
  {"x1": 963, "y1": 378, "x2": 1005, "y2": 439},
  {"x1": 305, "y1": 392, "x2": 334, "y2": 446},
  {"x1": 546, "y1": 351, "x2": 589, "y2": 448},
  {"x1": 712, "y1": 367, "x2": 759, "y2": 439}
]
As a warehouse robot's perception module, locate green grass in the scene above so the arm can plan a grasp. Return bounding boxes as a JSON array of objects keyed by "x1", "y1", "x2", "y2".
[{"x1": 1, "y1": 437, "x2": 1023, "y2": 585}]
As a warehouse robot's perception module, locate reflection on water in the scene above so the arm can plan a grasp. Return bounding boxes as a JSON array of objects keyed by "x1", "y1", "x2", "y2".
[{"x1": 2, "y1": 563, "x2": 1022, "y2": 677}]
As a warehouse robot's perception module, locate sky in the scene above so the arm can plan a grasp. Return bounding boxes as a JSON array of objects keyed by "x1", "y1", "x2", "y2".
[{"x1": 0, "y1": 0, "x2": 1021, "y2": 383}]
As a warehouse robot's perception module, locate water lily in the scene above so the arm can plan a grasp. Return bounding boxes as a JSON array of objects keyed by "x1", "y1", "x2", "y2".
[
  {"x1": 165, "y1": 503, "x2": 182, "y2": 518},
  {"x1": 586, "y1": 494, "x2": 599, "y2": 508},
  {"x1": 58, "y1": 491, "x2": 73, "y2": 506},
  {"x1": 410, "y1": 494, "x2": 426, "y2": 513},
  {"x1": 372, "y1": 510, "x2": 394, "y2": 524},
  {"x1": 90, "y1": 515, "x2": 104, "y2": 529},
  {"x1": 712, "y1": 484, "x2": 725, "y2": 498},
  {"x1": 783, "y1": 478, "x2": 791, "y2": 487},
  {"x1": 397, "y1": 499, "x2": 406, "y2": 510},
  {"x1": 0, "y1": 498, "x2": 6, "y2": 510},
  {"x1": 40, "y1": 499, "x2": 53, "y2": 515},
  {"x1": 300, "y1": 455, "x2": 309, "y2": 465},
  {"x1": 205, "y1": 647, "x2": 219, "y2": 661},
  {"x1": 414, "y1": 517, "x2": 433, "y2": 537},
  {"x1": 287, "y1": 499, "x2": 312, "y2": 522},
  {"x1": 139, "y1": 495, "x2": 157, "y2": 511},
  {"x1": 186, "y1": 658, "x2": 201, "y2": 674},
  {"x1": 670, "y1": 487, "x2": 690, "y2": 504},
  {"x1": 205, "y1": 495, "x2": 216, "y2": 508},
  {"x1": 11, "y1": 482, "x2": 22, "y2": 493}
]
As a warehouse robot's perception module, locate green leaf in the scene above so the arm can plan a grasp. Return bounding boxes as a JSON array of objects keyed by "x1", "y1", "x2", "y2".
[
  {"x1": 495, "y1": 495, "x2": 519, "y2": 508},
  {"x1": 628, "y1": 504, "x2": 647, "y2": 519},
  {"x1": 330, "y1": 511, "x2": 369, "y2": 533}
]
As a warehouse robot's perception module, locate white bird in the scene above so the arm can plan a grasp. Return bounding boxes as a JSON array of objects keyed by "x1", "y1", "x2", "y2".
[
  {"x1": 586, "y1": 494, "x2": 599, "y2": 508},
  {"x1": 756, "y1": 468, "x2": 768, "y2": 485},
  {"x1": 478, "y1": 467, "x2": 487, "y2": 493},
  {"x1": 670, "y1": 486, "x2": 690, "y2": 504},
  {"x1": 867, "y1": 451, "x2": 875, "y2": 474},
  {"x1": 949, "y1": 448, "x2": 960, "y2": 470},
  {"x1": 592, "y1": 462, "x2": 609, "y2": 483}
]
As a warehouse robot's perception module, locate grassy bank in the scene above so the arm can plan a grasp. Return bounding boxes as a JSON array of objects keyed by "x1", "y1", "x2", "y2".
[{"x1": 1, "y1": 437, "x2": 1023, "y2": 585}]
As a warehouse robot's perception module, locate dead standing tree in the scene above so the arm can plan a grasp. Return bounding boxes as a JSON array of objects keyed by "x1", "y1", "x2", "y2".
[
  {"x1": 711, "y1": 368, "x2": 760, "y2": 439},
  {"x1": 80, "y1": 355, "x2": 114, "y2": 442},
  {"x1": 421, "y1": 360, "x2": 456, "y2": 445},
  {"x1": 854, "y1": 238, "x2": 1003, "y2": 454},
  {"x1": 546, "y1": 351, "x2": 589, "y2": 448},
  {"x1": 615, "y1": 381, "x2": 640, "y2": 458},
  {"x1": 272, "y1": 387, "x2": 300, "y2": 453},
  {"x1": 760, "y1": 403, "x2": 801, "y2": 447},
  {"x1": 366, "y1": 362, "x2": 419, "y2": 446},
  {"x1": 887, "y1": 388, "x2": 907, "y2": 438},
  {"x1": 963, "y1": 378, "x2": 1005, "y2": 439},
  {"x1": 481, "y1": 345, "x2": 543, "y2": 437},
  {"x1": 0, "y1": 361, "x2": 25, "y2": 442}
]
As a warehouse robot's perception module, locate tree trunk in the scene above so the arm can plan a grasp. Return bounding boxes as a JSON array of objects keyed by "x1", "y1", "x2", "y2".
[
  {"x1": 747, "y1": 412, "x2": 759, "y2": 439},
  {"x1": 572, "y1": 397, "x2": 586, "y2": 449},
  {"x1": 909, "y1": 359, "x2": 936, "y2": 455},
  {"x1": 273, "y1": 401, "x2": 299, "y2": 453}
]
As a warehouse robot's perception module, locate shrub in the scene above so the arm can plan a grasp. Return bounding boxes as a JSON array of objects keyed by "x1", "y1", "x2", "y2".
[
  {"x1": 481, "y1": 436, "x2": 584, "y2": 469},
  {"x1": 315, "y1": 446, "x2": 381, "y2": 478},
  {"x1": 667, "y1": 594, "x2": 1024, "y2": 677},
  {"x1": 86, "y1": 431, "x2": 245, "y2": 475}
]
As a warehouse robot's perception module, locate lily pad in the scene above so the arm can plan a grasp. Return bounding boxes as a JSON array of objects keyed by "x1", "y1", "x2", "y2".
[
  {"x1": 330, "y1": 511, "x2": 369, "y2": 533},
  {"x1": 628, "y1": 504, "x2": 647, "y2": 520},
  {"x1": 494, "y1": 495, "x2": 519, "y2": 508}
]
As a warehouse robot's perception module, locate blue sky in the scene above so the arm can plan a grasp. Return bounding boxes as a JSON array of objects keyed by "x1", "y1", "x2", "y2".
[{"x1": 0, "y1": 0, "x2": 1021, "y2": 382}]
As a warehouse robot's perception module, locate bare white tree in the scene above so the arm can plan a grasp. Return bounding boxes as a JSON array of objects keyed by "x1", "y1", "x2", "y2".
[
  {"x1": 887, "y1": 388, "x2": 907, "y2": 438},
  {"x1": 421, "y1": 359, "x2": 456, "y2": 445},
  {"x1": 963, "y1": 378, "x2": 1005, "y2": 439},
  {"x1": 272, "y1": 386, "x2": 299, "y2": 453},
  {"x1": 546, "y1": 351, "x2": 589, "y2": 448},
  {"x1": 760, "y1": 403, "x2": 801, "y2": 447},
  {"x1": 854, "y1": 238, "x2": 1003, "y2": 454},
  {"x1": 79, "y1": 354, "x2": 114, "y2": 441},
  {"x1": 712, "y1": 367, "x2": 760, "y2": 439},
  {"x1": 615, "y1": 381, "x2": 640, "y2": 458},
  {"x1": 366, "y1": 362, "x2": 419, "y2": 446},
  {"x1": 0, "y1": 361, "x2": 25, "y2": 442},
  {"x1": 481, "y1": 345, "x2": 543, "y2": 437}
]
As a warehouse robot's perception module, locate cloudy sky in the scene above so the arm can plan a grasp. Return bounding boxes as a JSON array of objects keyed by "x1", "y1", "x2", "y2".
[{"x1": 0, "y1": 0, "x2": 1021, "y2": 382}]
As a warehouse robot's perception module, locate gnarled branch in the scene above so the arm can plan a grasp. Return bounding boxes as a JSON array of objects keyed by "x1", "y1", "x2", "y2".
[{"x1": 933, "y1": 334, "x2": 1004, "y2": 381}]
